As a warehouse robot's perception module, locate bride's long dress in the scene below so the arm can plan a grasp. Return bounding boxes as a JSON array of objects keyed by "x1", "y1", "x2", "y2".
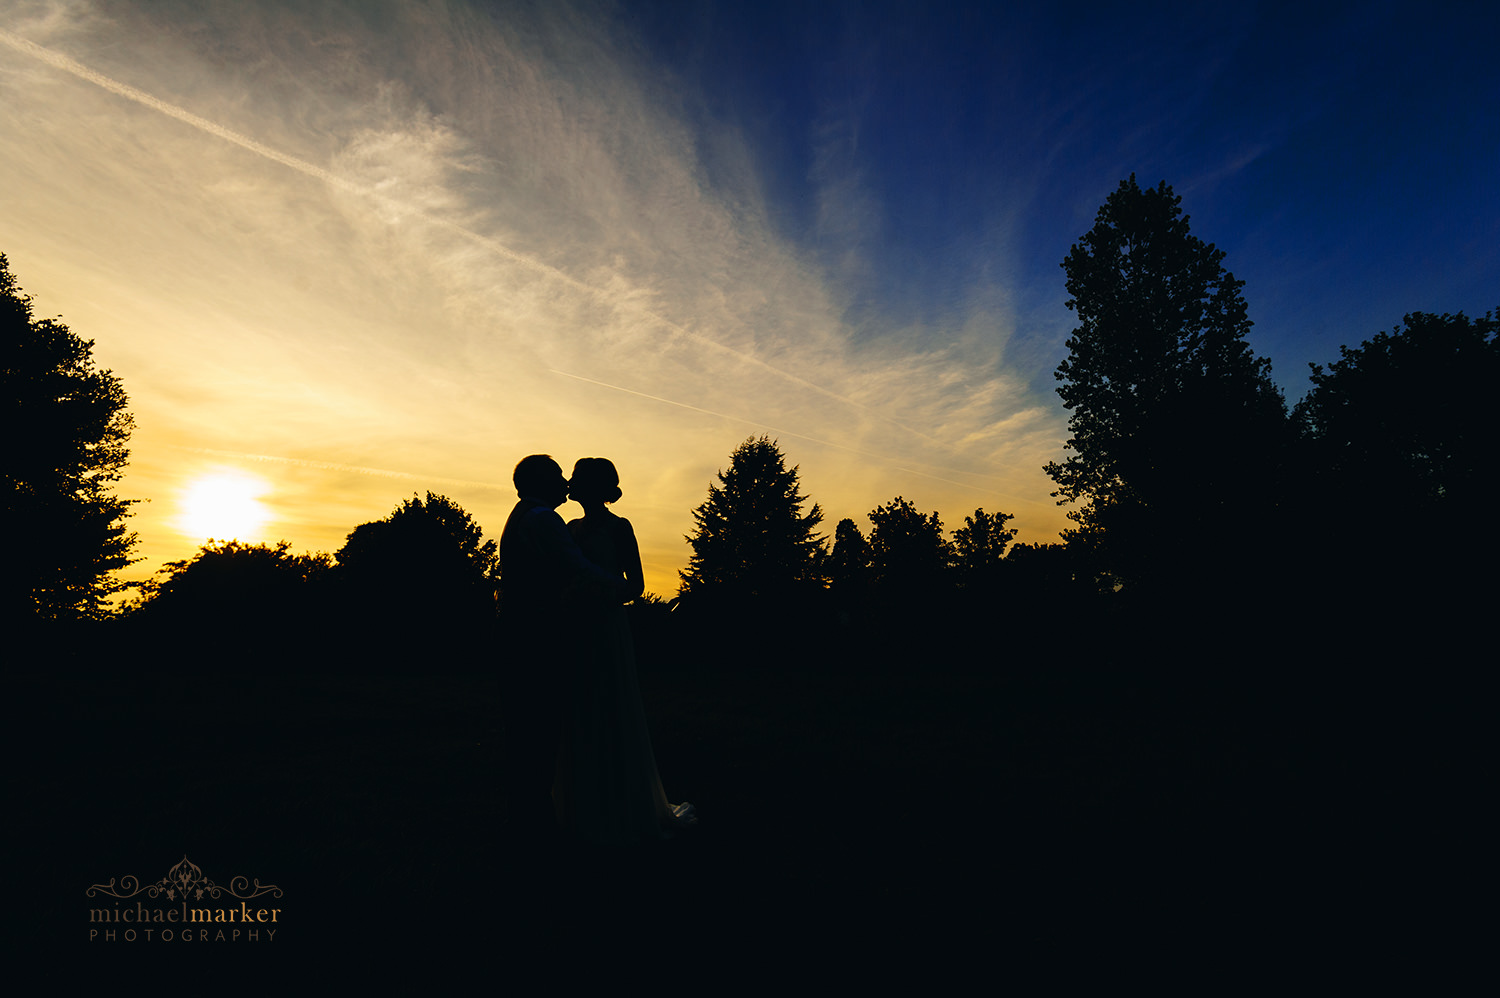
[{"x1": 554, "y1": 510, "x2": 687, "y2": 844}]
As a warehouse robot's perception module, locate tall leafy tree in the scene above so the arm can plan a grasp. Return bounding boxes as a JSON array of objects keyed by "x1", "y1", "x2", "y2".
[
  {"x1": 866, "y1": 497, "x2": 951, "y2": 592},
  {"x1": 951, "y1": 508, "x2": 1017, "y2": 588},
  {"x1": 1292, "y1": 310, "x2": 1498, "y2": 603},
  {"x1": 679, "y1": 436, "x2": 826, "y2": 597},
  {"x1": 1045, "y1": 177, "x2": 1286, "y2": 587},
  {"x1": 336, "y1": 491, "x2": 499, "y2": 626},
  {"x1": 1295, "y1": 310, "x2": 1498, "y2": 507},
  {"x1": 3, "y1": 254, "x2": 138, "y2": 621}
]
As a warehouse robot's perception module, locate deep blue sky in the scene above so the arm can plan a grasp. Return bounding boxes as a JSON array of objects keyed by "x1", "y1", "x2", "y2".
[
  {"x1": 2, "y1": 0, "x2": 1494, "y2": 584},
  {"x1": 619, "y1": 0, "x2": 1498, "y2": 397}
]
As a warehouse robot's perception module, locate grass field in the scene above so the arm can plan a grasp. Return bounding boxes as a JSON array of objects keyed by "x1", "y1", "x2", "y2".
[{"x1": 16, "y1": 603, "x2": 1466, "y2": 981}]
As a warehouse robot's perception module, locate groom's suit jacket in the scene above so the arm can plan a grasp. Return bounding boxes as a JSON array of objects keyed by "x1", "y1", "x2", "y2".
[{"x1": 499, "y1": 497, "x2": 628, "y2": 617}]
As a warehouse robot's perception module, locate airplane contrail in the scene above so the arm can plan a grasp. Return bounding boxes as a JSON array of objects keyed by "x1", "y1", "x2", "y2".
[
  {"x1": 170, "y1": 445, "x2": 510, "y2": 492},
  {"x1": 0, "y1": 27, "x2": 949, "y2": 450}
]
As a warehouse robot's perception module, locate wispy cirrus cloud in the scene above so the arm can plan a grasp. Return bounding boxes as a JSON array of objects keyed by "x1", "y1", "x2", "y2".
[{"x1": 0, "y1": 0, "x2": 1068, "y2": 592}]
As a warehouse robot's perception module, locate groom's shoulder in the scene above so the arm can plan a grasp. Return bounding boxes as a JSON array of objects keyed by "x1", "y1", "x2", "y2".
[
  {"x1": 509, "y1": 496, "x2": 547, "y2": 514},
  {"x1": 516, "y1": 500, "x2": 565, "y2": 528},
  {"x1": 504, "y1": 498, "x2": 548, "y2": 527}
]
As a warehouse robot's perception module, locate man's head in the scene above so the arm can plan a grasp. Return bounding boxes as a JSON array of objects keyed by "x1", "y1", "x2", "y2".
[{"x1": 513, "y1": 454, "x2": 568, "y2": 508}]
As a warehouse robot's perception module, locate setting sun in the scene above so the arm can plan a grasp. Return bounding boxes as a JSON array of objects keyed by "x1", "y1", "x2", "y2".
[{"x1": 177, "y1": 470, "x2": 273, "y2": 542}]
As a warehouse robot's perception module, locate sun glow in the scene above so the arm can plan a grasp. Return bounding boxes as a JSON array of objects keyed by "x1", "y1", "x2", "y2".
[{"x1": 177, "y1": 470, "x2": 273, "y2": 543}]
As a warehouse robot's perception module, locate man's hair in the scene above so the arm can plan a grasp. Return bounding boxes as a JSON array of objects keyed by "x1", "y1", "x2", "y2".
[{"x1": 513, "y1": 454, "x2": 561, "y2": 497}]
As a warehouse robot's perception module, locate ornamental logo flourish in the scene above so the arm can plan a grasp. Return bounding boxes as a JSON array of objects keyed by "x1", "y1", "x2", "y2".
[
  {"x1": 87, "y1": 855, "x2": 282, "y2": 902},
  {"x1": 87, "y1": 856, "x2": 284, "y2": 943}
]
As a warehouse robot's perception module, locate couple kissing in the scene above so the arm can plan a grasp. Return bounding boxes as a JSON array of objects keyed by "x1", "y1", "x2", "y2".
[{"x1": 499, "y1": 454, "x2": 695, "y2": 847}]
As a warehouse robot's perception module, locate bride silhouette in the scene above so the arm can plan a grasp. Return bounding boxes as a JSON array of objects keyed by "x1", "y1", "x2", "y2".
[{"x1": 553, "y1": 457, "x2": 696, "y2": 844}]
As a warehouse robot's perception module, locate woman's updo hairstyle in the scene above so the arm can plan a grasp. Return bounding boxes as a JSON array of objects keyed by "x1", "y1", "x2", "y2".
[{"x1": 570, "y1": 457, "x2": 623, "y2": 503}]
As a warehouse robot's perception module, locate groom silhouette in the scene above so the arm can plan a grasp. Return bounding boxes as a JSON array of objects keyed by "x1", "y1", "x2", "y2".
[{"x1": 499, "y1": 454, "x2": 632, "y2": 843}]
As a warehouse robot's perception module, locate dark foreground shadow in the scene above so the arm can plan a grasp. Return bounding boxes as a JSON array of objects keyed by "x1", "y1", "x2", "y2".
[{"x1": 15, "y1": 590, "x2": 1481, "y2": 981}]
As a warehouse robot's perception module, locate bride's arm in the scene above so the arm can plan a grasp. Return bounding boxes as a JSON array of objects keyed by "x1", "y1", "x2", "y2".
[{"x1": 615, "y1": 517, "x2": 646, "y2": 603}]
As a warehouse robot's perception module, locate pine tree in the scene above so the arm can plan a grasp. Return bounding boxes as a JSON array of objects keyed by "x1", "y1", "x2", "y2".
[{"x1": 679, "y1": 436, "x2": 826, "y2": 598}]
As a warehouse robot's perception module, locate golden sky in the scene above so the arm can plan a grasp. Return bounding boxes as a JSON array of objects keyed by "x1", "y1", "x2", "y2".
[{"x1": 1, "y1": 2, "x2": 1073, "y2": 598}]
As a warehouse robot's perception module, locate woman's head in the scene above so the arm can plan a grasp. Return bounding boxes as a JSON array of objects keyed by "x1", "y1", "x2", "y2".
[{"x1": 569, "y1": 457, "x2": 622, "y2": 504}]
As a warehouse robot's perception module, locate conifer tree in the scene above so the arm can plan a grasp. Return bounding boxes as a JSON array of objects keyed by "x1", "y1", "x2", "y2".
[{"x1": 679, "y1": 436, "x2": 826, "y2": 597}]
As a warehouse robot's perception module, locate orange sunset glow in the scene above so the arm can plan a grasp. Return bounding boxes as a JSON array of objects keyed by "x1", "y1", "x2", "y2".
[{"x1": 1, "y1": 9, "x2": 1070, "y2": 596}]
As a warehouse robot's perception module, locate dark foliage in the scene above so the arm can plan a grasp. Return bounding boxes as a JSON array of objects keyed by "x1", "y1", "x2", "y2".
[
  {"x1": 1296, "y1": 310, "x2": 1498, "y2": 508},
  {"x1": 115, "y1": 540, "x2": 333, "y2": 670},
  {"x1": 827, "y1": 517, "x2": 873, "y2": 595},
  {"x1": 3, "y1": 254, "x2": 137, "y2": 622},
  {"x1": 1046, "y1": 177, "x2": 1287, "y2": 592},
  {"x1": 951, "y1": 508, "x2": 1017, "y2": 590},
  {"x1": 334, "y1": 492, "x2": 500, "y2": 642},
  {"x1": 866, "y1": 497, "x2": 951, "y2": 593},
  {"x1": 679, "y1": 436, "x2": 827, "y2": 599},
  {"x1": 120, "y1": 494, "x2": 501, "y2": 671},
  {"x1": 147, "y1": 539, "x2": 331, "y2": 602},
  {"x1": 131, "y1": 538, "x2": 329, "y2": 620},
  {"x1": 1290, "y1": 309, "x2": 1499, "y2": 609}
]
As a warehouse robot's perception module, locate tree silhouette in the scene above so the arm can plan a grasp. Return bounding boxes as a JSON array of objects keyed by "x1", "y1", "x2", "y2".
[
  {"x1": 866, "y1": 497, "x2": 951, "y2": 594},
  {"x1": 679, "y1": 436, "x2": 827, "y2": 598},
  {"x1": 1045, "y1": 176, "x2": 1286, "y2": 589},
  {"x1": 1005, "y1": 541, "x2": 1073, "y2": 582},
  {"x1": 118, "y1": 540, "x2": 333, "y2": 669},
  {"x1": 951, "y1": 508, "x2": 1016, "y2": 589},
  {"x1": 335, "y1": 492, "x2": 499, "y2": 633},
  {"x1": 1292, "y1": 310, "x2": 1498, "y2": 604},
  {"x1": 133, "y1": 539, "x2": 331, "y2": 621},
  {"x1": 157, "y1": 539, "x2": 329, "y2": 592},
  {"x1": 3, "y1": 253, "x2": 138, "y2": 622},
  {"x1": 1296, "y1": 310, "x2": 1499, "y2": 507},
  {"x1": 827, "y1": 517, "x2": 874, "y2": 593}
]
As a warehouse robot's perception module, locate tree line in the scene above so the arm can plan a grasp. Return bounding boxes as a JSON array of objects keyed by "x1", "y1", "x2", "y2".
[
  {"x1": 6, "y1": 172, "x2": 1495, "y2": 649},
  {"x1": 674, "y1": 434, "x2": 1058, "y2": 609},
  {"x1": 670, "y1": 179, "x2": 1496, "y2": 626},
  {"x1": 1044, "y1": 177, "x2": 1496, "y2": 622},
  {"x1": 115, "y1": 492, "x2": 501, "y2": 664}
]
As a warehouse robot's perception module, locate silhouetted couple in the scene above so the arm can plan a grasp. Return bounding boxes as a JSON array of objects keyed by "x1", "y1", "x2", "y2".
[{"x1": 499, "y1": 454, "x2": 695, "y2": 847}]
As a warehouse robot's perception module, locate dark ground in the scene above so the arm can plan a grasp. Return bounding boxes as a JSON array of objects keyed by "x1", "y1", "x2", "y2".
[{"x1": 13, "y1": 602, "x2": 1480, "y2": 984}]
